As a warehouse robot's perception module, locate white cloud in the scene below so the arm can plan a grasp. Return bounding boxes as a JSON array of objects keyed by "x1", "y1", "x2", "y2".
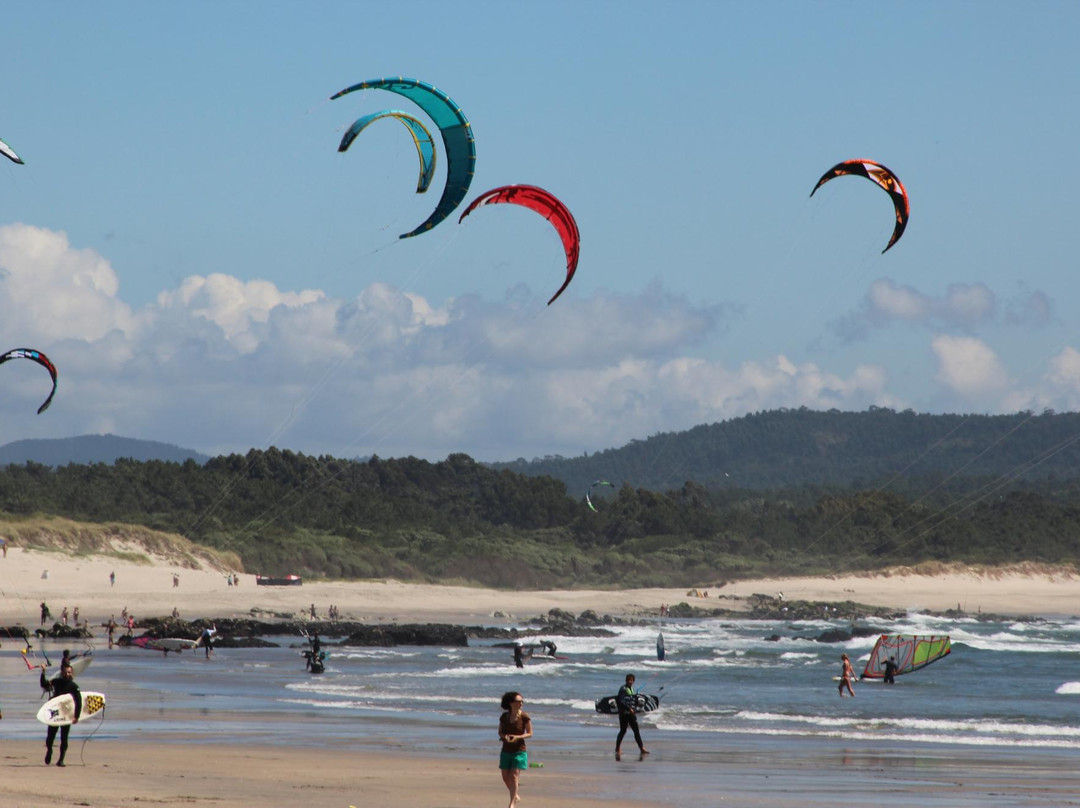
[
  {"x1": 831, "y1": 278, "x2": 1050, "y2": 342},
  {"x1": 931, "y1": 334, "x2": 1009, "y2": 396},
  {"x1": 0, "y1": 222, "x2": 1066, "y2": 461}
]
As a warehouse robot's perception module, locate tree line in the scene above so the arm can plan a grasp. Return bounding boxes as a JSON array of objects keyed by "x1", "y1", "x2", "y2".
[{"x1": 2, "y1": 434, "x2": 1080, "y2": 588}]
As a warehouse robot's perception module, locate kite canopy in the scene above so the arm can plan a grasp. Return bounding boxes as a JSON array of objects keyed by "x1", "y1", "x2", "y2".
[
  {"x1": 459, "y1": 184, "x2": 580, "y2": 305},
  {"x1": 338, "y1": 110, "x2": 437, "y2": 194},
  {"x1": 0, "y1": 348, "x2": 58, "y2": 414},
  {"x1": 810, "y1": 159, "x2": 909, "y2": 253},
  {"x1": 861, "y1": 634, "x2": 951, "y2": 679},
  {"x1": 0, "y1": 136, "x2": 23, "y2": 165},
  {"x1": 331, "y1": 77, "x2": 475, "y2": 239},
  {"x1": 585, "y1": 479, "x2": 615, "y2": 512}
]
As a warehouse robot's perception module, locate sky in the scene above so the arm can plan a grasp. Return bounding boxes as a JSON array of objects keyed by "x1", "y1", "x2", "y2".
[{"x1": 0, "y1": 1, "x2": 1078, "y2": 463}]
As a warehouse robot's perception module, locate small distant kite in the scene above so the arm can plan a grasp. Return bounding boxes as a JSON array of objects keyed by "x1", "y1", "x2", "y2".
[
  {"x1": 458, "y1": 185, "x2": 580, "y2": 305},
  {"x1": 0, "y1": 136, "x2": 24, "y2": 165},
  {"x1": 810, "y1": 159, "x2": 909, "y2": 253},
  {"x1": 585, "y1": 479, "x2": 615, "y2": 513},
  {"x1": 331, "y1": 77, "x2": 475, "y2": 239},
  {"x1": 338, "y1": 110, "x2": 437, "y2": 194},
  {"x1": 0, "y1": 348, "x2": 58, "y2": 414}
]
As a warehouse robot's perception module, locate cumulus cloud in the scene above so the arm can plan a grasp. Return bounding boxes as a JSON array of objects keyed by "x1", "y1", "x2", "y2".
[
  {"x1": 830, "y1": 278, "x2": 1052, "y2": 342},
  {"x1": 0, "y1": 223, "x2": 1011, "y2": 460},
  {"x1": 931, "y1": 335, "x2": 1009, "y2": 397}
]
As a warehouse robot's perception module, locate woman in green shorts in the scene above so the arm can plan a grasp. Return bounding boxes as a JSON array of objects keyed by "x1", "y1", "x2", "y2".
[{"x1": 498, "y1": 690, "x2": 532, "y2": 807}]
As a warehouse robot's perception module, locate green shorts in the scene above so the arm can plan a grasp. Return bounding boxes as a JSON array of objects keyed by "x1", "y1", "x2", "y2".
[{"x1": 499, "y1": 750, "x2": 528, "y2": 770}]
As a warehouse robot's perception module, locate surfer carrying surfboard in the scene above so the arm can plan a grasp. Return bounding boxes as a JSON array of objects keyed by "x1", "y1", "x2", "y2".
[{"x1": 40, "y1": 662, "x2": 80, "y2": 766}]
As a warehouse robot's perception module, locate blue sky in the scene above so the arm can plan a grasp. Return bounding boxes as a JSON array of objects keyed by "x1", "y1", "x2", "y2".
[{"x1": 1, "y1": 2, "x2": 1078, "y2": 461}]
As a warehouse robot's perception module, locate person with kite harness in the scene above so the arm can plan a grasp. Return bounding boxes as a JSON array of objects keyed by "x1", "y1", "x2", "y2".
[
  {"x1": 40, "y1": 662, "x2": 80, "y2": 766},
  {"x1": 615, "y1": 674, "x2": 649, "y2": 760},
  {"x1": 838, "y1": 653, "x2": 856, "y2": 697},
  {"x1": 498, "y1": 691, "x2": 532, "y2": 808},
  {"x1": 513, "y1": 642, "x2": 525, "y2": 669},
  {"x1": 883, "y1": 656, "x2": 898, "y2": 684}
]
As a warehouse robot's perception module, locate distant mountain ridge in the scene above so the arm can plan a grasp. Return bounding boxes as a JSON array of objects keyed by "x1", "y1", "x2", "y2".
[
  {"x1": 490, "y1": 407, "x2": 1080, "y2": 494},
  {"x1": 0, "y1": 434, "x2": 209, "y2": 467}
]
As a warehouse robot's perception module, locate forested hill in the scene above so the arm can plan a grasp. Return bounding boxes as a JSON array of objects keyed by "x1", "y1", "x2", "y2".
[
  {"x1": 3, "y1": 439, "x2": 1080, "y2": 587},
  {"x1": 490, "y1": 408, "x2": 1080, "y2": 494}
]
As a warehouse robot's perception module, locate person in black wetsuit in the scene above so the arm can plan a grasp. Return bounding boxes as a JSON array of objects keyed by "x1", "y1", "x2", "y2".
[
  {"x1": 615, "y1": 673, "x2": 649, "y2": 760},
  {"x1": 513, "y1": 642, "x2": 524, "y2": 669},
  {"x1": 40, "y1": 662, "x2": 81, "y2": 766},
  {"x1": 883, "y1": 656, "x2": 898, "y2": 684}
]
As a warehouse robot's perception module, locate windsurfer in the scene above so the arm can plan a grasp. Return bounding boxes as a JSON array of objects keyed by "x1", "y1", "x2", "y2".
[
  {"x1": 498, "y1": 691, "x2": 532, "y2": 808},
  {"x1": 615, "y1": 674, "x2": 648, "y2": 759},
  {"x1": 838, "y1": 653, "x2": 855, "y2": 697},
  {"x1": 40, "y1": 662, "x2": 80, "y2": 766},
  {"x1": 883, "y1": 656, "x2": 898, "y2": 684}
]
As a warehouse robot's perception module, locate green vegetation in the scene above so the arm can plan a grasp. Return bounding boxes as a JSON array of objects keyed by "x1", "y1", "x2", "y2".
[{"x1": 3, "y1": 407, "x2": 1080, "y2": 588}]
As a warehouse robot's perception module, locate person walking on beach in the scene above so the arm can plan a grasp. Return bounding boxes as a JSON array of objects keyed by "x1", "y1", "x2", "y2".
[
  {"x1": 498, "y1": 691, "x2": 532, "y2": 808},
  {"x1": 839, "y1": 653, "x2": 856, "y2": 697},
  {"x1": 40, "y1": 662, "x2": 80, "y2": 766},
  {"x1": 615, "y1": 673, "x2": 648, "y2": 759}
]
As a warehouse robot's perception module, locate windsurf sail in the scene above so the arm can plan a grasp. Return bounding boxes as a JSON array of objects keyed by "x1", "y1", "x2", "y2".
[{"x1": 860, "y1": 634, "x2": 951, "y2": 679}]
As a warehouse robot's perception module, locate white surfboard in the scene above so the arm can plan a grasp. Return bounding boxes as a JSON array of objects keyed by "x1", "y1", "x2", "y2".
[{"x1": 36, "y1": 691, "x2": 106, "y2": 726}]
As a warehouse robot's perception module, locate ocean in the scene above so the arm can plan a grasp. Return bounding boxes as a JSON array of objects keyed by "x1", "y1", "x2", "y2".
[{"x1": 4, "y1": 611, "x2": 1080, "y2": 806}]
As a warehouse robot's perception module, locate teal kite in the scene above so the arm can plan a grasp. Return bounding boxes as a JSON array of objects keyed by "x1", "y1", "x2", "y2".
[
  {"x1": 331, "y1": 77, "x2": 475, "y2": 239},
  {"x1": 339, "y1": 110, "x2": 436, "y2": 194}
]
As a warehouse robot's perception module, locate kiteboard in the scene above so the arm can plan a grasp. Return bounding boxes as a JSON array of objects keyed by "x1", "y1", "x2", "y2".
[
  {"x1": 595, "y1": 693, "x2": 661, "y2": 715},
  {"x1": 36, "y1": 691, "x2": 106, "y2": 726}
]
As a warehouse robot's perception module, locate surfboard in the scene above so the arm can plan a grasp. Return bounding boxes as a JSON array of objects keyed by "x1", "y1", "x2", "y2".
[
  {"x1": 36, "y1": 691, "x2": 106, "y2": 726},
  {"x1": 594, "y1": 693, "x2": 661, "y2": 714}
]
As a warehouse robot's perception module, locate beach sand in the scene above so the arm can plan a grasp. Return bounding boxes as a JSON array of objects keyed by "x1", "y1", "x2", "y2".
[
  {"x1": 4, "y1": 546, "x2": 1080, "y2": 806},
  {"x1": 1, "y1": 736, "x2": 1077, "y2": 808},
  {"x1": 2, "y1": 545, "x2": 1077, "y2": 629}
]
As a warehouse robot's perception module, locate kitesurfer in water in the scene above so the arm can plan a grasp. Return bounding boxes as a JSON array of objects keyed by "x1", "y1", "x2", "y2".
[
  {"x1": 498, "y1": 691, "x2": 532, "y2": 808},
  {"x1": 513, "y1": 642, "x2": 524, "y2": 668},
  {"x1": 838, "y1": 653, "x2": 856, "y2": 697},
  {"x1": 883, "y1": 656, "x2": 898, "y2": 684},
  {"x1": 40, "y1": 662, "x2": 80, "y2": 766},
  {"x1": 615, "y1": 674, "x2": 648, "y2": 759}
]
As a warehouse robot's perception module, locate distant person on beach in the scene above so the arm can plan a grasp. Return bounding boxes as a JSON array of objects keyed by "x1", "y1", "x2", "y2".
[
  {"x1": 839, "y1": 653, "x2": 856, "y2": 697},
  {"x1": 615, "y1": 673, "x2": 648, "y2": 759},
  {"x1": 40, "y1": 662, "x2": 80, "y2": 766},
  {"x1": 106, "y1": 616, "x2": 117, "y2": 648},
  {"x1": 883, "y1": 656, "x2": 898, "y2": 684},
  {"x1": 498, "y1": 691, "x2": 532, "y2": 808},
  {"x1": 110, "y1": 571, "x2": 115, "y2": 586},
  {"x1": 40, "y1": 601, "x2": 50, "y2": 626}
]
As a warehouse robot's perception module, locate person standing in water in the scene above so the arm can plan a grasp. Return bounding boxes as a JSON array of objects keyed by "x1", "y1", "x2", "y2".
[
  {"x1": 615, "y1": 673, "x2": 649, "y2": 759},
  {"x1": 839, "y1": 653, "x2": 856, "y2": 697},
  {"x1": 498, "y1": 691, "x2": 532, "y2": 808},
  {"x1": 883, "y1": 655, "x2": 898, "y2": 684}
]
